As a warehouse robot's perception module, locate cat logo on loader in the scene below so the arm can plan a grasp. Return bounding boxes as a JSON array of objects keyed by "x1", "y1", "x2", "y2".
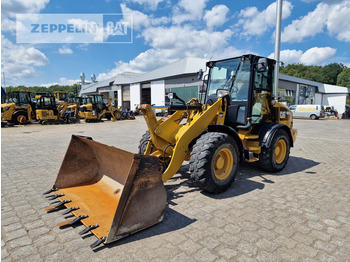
[{"x1": 44, "y1": 54, "x2": 297, "y2": 248}]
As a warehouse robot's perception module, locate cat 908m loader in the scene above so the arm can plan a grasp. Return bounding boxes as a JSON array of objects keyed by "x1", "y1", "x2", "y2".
[{"x1": 44, "y1": 54, "x2": 297, "y2": 248}]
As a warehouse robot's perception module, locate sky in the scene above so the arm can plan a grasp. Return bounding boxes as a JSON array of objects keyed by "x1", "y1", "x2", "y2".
[{"x1": 1, "y1": 0, "x2": 350, "y2": 87}]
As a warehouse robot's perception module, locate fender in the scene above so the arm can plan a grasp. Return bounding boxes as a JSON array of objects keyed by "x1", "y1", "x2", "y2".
[
  {"x1": 206, "y1": 125, "x2": 244, "y2": 161},
  {"x1": 259, "y1": 123, "x2": 294, "y2": 148}
]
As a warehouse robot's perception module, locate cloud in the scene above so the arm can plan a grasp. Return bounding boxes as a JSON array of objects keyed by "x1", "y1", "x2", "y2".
[
  {"x1": 120, "y1": 4, "x2": 169, "y2": 31},
  {"x1": 282, "y1": 1, "x2": 350, "y2": 43},
  {"x1": 1, "y1": 0, "x2": 50, "y2": 34},
  {"x1": 1, "y1": 36, "x2": 49, "y2": 81},
  {"x1": 172, "y1": 0, "x2": 209, "y2": 24},
  {"x1": 204, "y1": 5, "x2": 229, "y2": 31},
  {"x1": 1, "y1": 0, "x2": 49, "y2": 18},
  {"x1": 237, "y1": 1, "x2": 293, "y2": 37},
  {"x1": 269, "y1": 47, "x2": 337, "y2": 65},
  {"x1": 97, "y1": 25, "x2": 250, "y2": 81},
  {"x1": 123, "y1": 0, "x2": 165, "y2": 10},
  {"x1": 58, "y1": 47, "x2": 73, "y2": 54}
]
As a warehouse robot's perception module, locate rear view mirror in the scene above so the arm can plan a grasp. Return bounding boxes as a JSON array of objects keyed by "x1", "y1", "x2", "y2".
[{"x1": 197, "y1": 69, "x2": 203, "y2": 80}]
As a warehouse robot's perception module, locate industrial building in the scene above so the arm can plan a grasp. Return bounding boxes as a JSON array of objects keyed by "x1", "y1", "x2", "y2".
[{"x1": 80, "y1": 57, "x2": 350, "y2": 115}]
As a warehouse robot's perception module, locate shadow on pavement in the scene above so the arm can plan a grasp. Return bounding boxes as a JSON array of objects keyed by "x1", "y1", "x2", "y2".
[
  {"x1": 203, "y1": 156, "x2": 320, "y2": 199},
  {"x1": 93, "y1": 206, "x2": 196, "y2": 251},
  {"x1": 92, "y1": 156, "x2": 318, "y2": 250}
]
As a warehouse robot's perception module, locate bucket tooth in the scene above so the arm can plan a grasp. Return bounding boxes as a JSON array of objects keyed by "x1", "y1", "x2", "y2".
[
  {"x1": 57, "y1": 217, "x2": 78, "y2": 228},
  {"x1": 69, "y1": 215, "x2": 88, "y2": 226},
  {"x1": 79, "y1": 224, "x2": 99, "y2": 235},
  {"x1": 47, "y1": 193, "x2": 64, "y2": 200},
  {"x1": 57, "y1": 215, "x2": 88, "y2": 228},
  {"x1": 90, "y1": 237, "x2": 106, "y2": 249},
  {"x1": 62, "y1": 206, "x2": 79, "y2": 215},
  {"x1": 43, "y1": 187, "x2": 58, "y2": 195},
  {"x1": 44, "y1": 200, "x2": 71, "y2": 212}
]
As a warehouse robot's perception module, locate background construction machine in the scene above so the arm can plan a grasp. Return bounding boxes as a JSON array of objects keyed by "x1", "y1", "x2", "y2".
[
  {"x1": 1, "y1": 91, "x2": 36, "y2": 125},
  {"x1": 36, "y1": 95, "x2": 79, "y2": 124},
  {"x1": 44, "y1": 54, "x2": 297, "y2": 248},
  {"x1": 53, "y1": 91, "x2": 69, "y2": 105},
  {"x1": 79, "y1": 94, "x2": 122, "y2": 122}
]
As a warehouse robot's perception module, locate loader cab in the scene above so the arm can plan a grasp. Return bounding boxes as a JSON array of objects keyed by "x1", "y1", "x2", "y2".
[{"x1": 205, "y1": 54, "x2": 275, "y2": 127}]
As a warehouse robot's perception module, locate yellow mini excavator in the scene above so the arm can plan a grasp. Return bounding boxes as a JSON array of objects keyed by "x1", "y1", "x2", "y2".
[
  {"x1": 80, "y1": 94, "x2": 122, "y2": 122},
  {"x1": 36, "y1": 95, "x2": 79, "y2": 124},
  {"x1": 44, "y1": 54, "x2": 297, "y2": 248}
]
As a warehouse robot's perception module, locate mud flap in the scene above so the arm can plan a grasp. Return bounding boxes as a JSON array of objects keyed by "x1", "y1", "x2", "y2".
[{"x1": 44, "y1": 135, "x2": 167, "y2": 246}]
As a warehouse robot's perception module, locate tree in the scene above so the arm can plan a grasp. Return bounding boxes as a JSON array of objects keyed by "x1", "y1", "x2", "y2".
[{"x1": 337, "y1": 68, "x2": 350, "y2": 88}]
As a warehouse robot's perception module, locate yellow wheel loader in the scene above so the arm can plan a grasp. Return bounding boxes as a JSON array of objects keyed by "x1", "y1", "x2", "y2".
[
  {"x1": 36, "y1": 95, "x2": 79, "y2": 124},
  {"x1": 1, "y1": 91, "x2": 35, "y2": 126},
  {"x1": 44, "y1": 54, "x2": 297, "y2": 248}
]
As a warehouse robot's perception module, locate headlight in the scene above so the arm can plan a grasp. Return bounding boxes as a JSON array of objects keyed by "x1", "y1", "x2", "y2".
[{"x1": 5, "y1": 106, "x2": 10, "y2": 110}]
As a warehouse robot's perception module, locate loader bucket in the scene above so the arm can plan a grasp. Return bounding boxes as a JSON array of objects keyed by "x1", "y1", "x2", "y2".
[{"x1": 45, "y1": 135, "x2": 167, "y2": 246}]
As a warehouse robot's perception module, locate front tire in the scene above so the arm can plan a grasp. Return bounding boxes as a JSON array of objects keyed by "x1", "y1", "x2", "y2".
[
  {"x1": 189, "y1": 132, "x2": 239, "y2": 193},
  {"x1": 258, "y1": 129, "x2": 290, "y2": 172},
  {"x1": 310, "y1": 114, "x2": 317, "y2": 120},
  {"x1": 138, "y1": 131, "x2": 151, "y2": 154}
]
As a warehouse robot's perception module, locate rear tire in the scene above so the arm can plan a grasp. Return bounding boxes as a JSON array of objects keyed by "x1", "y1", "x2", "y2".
[
  {"x1": 189, "y1": 132, "x2": 239, "y2": 193},
  {"x1": 310, "y1": 114, "x2": 317, "y2": 120},
  {"x1": 13, "y1": 111, "x2": 28, "y2": 125},
  {"x1": 258, "y1": 129, "x2": 290, "y2": 172}
]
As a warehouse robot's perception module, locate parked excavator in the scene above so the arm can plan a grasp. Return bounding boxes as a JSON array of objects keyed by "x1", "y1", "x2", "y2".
[
  {"x1": 36, "y1": 95, "x2": 79, "y2": 124},
  {"x1": 79, "y1": 94, "x2": 122, "y2": 122},
  {"x1": 44, "y1": 54, "x2": 297, "y2": 248}
]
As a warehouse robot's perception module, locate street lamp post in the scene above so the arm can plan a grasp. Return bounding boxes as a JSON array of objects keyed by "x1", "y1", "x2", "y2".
[{"x1": 274, "y1": 0, "x2": 283, "y2": 101}]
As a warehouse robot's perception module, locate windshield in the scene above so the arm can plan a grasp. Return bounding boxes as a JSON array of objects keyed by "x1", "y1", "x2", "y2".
[
  {"x1": 4, "y1": 93, "x2": 19, "y2": 104},
  {"x1": 95, "y1": 95, "x2": 103, "y2": 104},
  {"x1": 207, "y1": 58, "x2": 251, "y2": 102},
  {"x1": 60, "y1": 93, "x2": 68, "y2": 101}
]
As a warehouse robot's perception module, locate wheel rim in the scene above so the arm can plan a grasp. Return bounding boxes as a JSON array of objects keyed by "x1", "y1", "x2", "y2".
[
  {"x1": 115, "y1": 112, "x2": 121, "y2": 119},
  {"x1": 275, "y1": 139, "x2": 287, "y2": 164},
  {"x1": 17, "y1": 115, "x2": 27, "y2": 124},
  {"x1": 214, "y1": 148, "x2": 233, "y2": 180}
]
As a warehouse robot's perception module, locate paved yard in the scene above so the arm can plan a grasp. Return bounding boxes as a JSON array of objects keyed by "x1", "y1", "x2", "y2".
[{"x1": 1, "y1": 117, "x2": 350, "y2": 261}]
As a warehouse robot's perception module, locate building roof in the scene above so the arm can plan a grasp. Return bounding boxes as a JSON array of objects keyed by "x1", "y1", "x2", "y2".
[
  {"x1": 132, "y1": 57, "x2": 207, "y2": 83},
  {"x1": 80, "y1": 72, "x2": 141, "y2": 95},
  {"x1": 278, "y1": 73, "x2": 323, "y2": 88}
]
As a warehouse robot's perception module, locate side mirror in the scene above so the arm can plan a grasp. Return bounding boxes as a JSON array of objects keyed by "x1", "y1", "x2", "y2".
[
  {"x1": 216, "y1": 89, "x2": 230, "y2": 98},
  {"x1": 167, "y1": 92, "x2": 175, "y2": 100},
  {"x1": 197, "y1": 69, "x2": 203, "y2": 80},
  {"x1": 257, "y1": 58, "x2": 267, "y2": 72},
  {"x1": 167, "y1": 92, "x2": 186, "y2": 105}
]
